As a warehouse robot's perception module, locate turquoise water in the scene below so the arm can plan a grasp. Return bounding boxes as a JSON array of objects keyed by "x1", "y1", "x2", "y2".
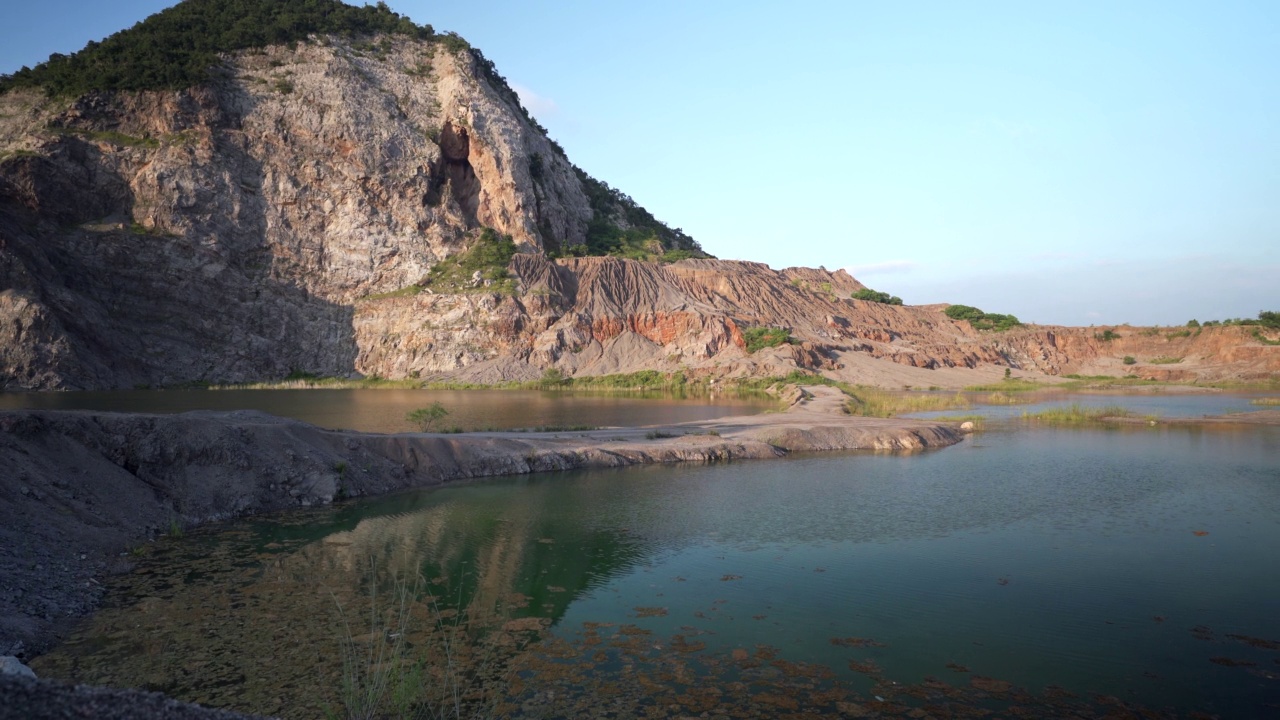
[
  {"x1": 0, "y1": 387, "x2": 771, "y2": 433},
  {"x1": 34, "y1": 424, "x2": 1280, "y2": 718}
]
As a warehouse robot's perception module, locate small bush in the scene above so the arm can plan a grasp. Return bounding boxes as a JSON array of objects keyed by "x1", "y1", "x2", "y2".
[
  {"x1": 741, "y1": 327, "x2": 793, "y2": 353},
  {"x1": 851, "y1": 288, "x2": 903, "y2": 305},
  {"x1": 944, "y1": 304, "x2": 1021, "y2": 331},
  {"x1": 406, "y1": 402, "x2": 449, "y2": 431},
  {"x1": 1095, "y1": 330, "x2": 1121, "y2": 342},
  {"x1": 1122, "y1": 356, "x2": 1136, "y2": 365},
  {"x1": 425, "y1": 227, "x2": 517, "y2": 293}
]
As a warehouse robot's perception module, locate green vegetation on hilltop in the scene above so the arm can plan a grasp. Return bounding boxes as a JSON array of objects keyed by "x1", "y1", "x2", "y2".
[
  {"x1": 555, "y1": 169, "x2": 710, "y2": 261},
  {"x1": 851, "y1": 288, "x2": 903, "y2": 305},
  {"x1": 1182, "y1": 312, "x2": 1280, "y2": 345},
  {"x1": 943, "y1": 304, "x2": 1022, "y2": 331},
  {"x1": 1, "y1": 0, "x2": 437, "y2": 96},
  {"x1": 1190, "y1": 311, "x2": 1279, "y2": 329}
]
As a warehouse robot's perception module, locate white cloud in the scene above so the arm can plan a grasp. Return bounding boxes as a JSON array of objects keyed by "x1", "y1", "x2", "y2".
[
  {"x1": 843, "y1": 260, "x2": 919, "y2": 277},
  {"x1": 511, "y1": 83, "x2": 558, "y2": 120}
]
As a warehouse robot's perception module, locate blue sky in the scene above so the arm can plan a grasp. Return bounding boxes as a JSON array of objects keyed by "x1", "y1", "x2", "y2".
[{"x1": 3, "y1": 1, "x2": 1277, "y2": 326}]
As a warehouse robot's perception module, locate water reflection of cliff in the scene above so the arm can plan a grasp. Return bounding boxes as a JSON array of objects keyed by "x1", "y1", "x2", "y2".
[
  {"x1": 280, "y1": 475, "x2": 656, "y2": 627},
  {"x1": 32, "y1": 474, "x2": 661, "y2": 719}
]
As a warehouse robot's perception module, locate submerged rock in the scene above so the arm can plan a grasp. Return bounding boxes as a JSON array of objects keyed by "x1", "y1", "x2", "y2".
[{"x1": 0, "y1": 656, "x2": 35, "y2": 679}]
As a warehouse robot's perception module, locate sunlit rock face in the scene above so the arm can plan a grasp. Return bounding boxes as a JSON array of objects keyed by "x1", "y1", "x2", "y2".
[{"x1": 2, "y1": 37, "x2": 1275, "y2": 389}]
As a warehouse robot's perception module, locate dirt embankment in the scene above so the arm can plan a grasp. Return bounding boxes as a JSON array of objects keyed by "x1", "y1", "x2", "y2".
[{"x1": 0, "y1": 387, "x2": 959, "y2": 660}]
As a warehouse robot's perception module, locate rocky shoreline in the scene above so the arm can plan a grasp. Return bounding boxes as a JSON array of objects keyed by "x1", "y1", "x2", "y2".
[{"x1": 0, "y1": 385, "x2": 962, "y2": 662}]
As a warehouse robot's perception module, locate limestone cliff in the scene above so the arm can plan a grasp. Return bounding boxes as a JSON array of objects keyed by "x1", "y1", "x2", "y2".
[{"x1": 0, "y1": 4, "x2": 1275, "y2": 389}]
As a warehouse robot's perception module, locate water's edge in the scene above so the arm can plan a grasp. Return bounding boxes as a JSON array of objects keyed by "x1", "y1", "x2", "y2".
[{"x1": 0, "y1": 385, "x2": 960, "y2": 662}]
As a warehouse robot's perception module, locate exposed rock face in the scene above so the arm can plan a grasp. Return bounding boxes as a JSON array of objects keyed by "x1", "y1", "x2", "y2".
[
  {"x1": 0, "y1": 38, "x2": 589, "y2": 389},
  {"x1": 1, "y1": 37, "x2": 1275, "y2": 389}
]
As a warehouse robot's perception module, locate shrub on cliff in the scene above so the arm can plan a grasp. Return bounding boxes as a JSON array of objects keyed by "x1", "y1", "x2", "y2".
[
  {"x1": 851, "y1": 288, "x2": 903, "y2": 305},
  {"x1": 425, "y1": 227, "x2": 517, "y2": 293},
  {"x1": 742, "y1": 327, "x2": 793, "y2": 353},
  {"x1": 568, "y1": 168, "x2": 710, "y2": 261},
  {"x1": 943, "y1": 305, "x2": 1021, "y2": 332}
]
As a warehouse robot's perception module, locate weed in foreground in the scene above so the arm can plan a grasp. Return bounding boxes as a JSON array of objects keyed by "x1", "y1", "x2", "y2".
[{"x1": 331, "y1": 566, "x2": 541, "y2": 720}]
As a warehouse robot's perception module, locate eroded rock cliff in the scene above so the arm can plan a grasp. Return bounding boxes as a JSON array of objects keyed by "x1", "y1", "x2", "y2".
[{"x1": 1, "y1": 20, "x2": 1275, "y2": 389}]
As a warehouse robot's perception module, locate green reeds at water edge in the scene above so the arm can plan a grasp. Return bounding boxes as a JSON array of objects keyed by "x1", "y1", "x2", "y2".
[
  {"x1": 330, "y1": 571, "x2": 540, "y2": 720},
  {"x1": 1251, "y1": 397, "x2": 1280, "y2": 406},
  {"x1": 844, "y1": 388, "x2": 971, "y2": 417},
  {"x1": 1019, "y1": 404, "x2": 1147, "y2": 426}
]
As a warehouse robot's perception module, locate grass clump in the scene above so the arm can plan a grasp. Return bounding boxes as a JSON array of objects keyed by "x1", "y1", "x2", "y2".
[
  {"x1": 424, "y1": 227, "x2": 518, "y2": 294},
  {"x1": 1148, "y1": 356, "x2": 1183, "y2": 364},
  {"x1": 1251, "y1": 398, "x2": 1280, "y2": 406},
  {"x1": 944, "y1": 304, "x2": 1021, "y2": 331},
  {"x1": 1021, "y1": 404, "x2": 1133, "y2": 426},
  {"x1": 741, "y1": 327, "x2": 794, "y2": 353},
  {"x1": 645, "y1": 430, "x2": 679, "y2": 440},
  {"x1": 1057, "y1": 375, "x2": 1163, "y2": 390},
  {"x1": 963, "y1": 378, "x2": 1042, "y2": 393},
  {"x1": 931, "y1": 414, "x2": 987, "y2": 431},
  {"x1": 845, "y1": 387, "x2": 970, "y2": 417},
  {"x1": 361, "y1": 285, "x2": 424, "y2": 301}
]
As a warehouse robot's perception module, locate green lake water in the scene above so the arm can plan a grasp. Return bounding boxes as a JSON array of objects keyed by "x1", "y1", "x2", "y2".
[{"x1": 32, "y1": 408, "x2": 1280, "y2": 718}]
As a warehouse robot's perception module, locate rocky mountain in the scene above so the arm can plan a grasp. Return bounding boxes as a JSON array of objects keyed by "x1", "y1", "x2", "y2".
[{"x1": 1, "y1": 0, "x2": 1275, "y2": 390}]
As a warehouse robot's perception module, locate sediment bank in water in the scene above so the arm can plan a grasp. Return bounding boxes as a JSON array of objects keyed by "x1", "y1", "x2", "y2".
[{"x1": 0, "y1": 386, "x2": 961, "y2": 659}]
